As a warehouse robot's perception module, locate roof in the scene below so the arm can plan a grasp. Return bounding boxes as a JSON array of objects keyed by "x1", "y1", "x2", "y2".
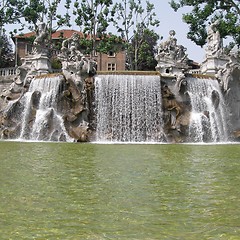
[
  {"x1": 52, "y1": 29, "x2": 84, "y2": 39},
  {"x1": 14, "y1": 29, "x2": 84, "y2": 39}
]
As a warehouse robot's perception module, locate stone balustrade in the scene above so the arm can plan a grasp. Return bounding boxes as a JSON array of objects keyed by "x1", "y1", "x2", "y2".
[
  {"x1": 0, "y1": 67, "x2": 17, "y2": 77},
  {"x1": 189, "y1": 69, "x2": 201, "y2": 75},
  {"x1": 0, "y1": 67, "x2": 17, "y2": 93}
]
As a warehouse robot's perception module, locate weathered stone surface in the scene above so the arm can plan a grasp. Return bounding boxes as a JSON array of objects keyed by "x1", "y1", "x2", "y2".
[
  {"x1": 68, "y1": 124, "x2": 90, "y2": 142},
  {"x1": 161, "y1": 80, "x2": 191, "y2": 143}
]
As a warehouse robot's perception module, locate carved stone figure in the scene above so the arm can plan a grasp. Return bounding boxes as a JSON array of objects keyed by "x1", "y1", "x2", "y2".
[
  {"x1": 156, "y1": 30, "x2": 188, "y2": 64},
  {"x1": 206, "y1": 20, "x2": 222, "y2": 57},
  {"x1": 57, "y1": 33, "x2": 97, "y2": 141},
  {"x1": 216, "y1": 62, "x2": 234, "y2": 92},
  {"x1": 161, "y1": 84, "x2": 182, "y2": 129},
  {"x1": 175, "y1": 71, "x2": 187, "y2": 92},
  {"x1": 33, "y1": 22, "x2": 48, "y2": 54},
  {"x1": 60, "y1": 33, "x2": 82, "y2": 63},
  {"x1": 155, "y1": 30, "x2": 188, "y2": 74},
  {"x1": 59, "y1": 33, "x2": 96, "y2": 82}
]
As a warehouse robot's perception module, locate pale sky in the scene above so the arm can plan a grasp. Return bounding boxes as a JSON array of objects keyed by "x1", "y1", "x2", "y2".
[
  {"x1": 153, "y1": 1, "x2": 205, "y2": 63},
  {"x1": 6, "y1": 0, "x2": 206, "y2": 63}
]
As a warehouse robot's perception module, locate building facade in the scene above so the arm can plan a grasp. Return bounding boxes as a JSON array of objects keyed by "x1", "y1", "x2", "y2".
[{"x1": 13, "y1": 29, "x2": 126, "y2": 72}]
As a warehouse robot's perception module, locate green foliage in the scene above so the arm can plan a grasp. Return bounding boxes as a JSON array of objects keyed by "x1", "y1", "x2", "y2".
[
  {"x1": 74, "y1": 0, "x2": 113, "y2": 34},
  {"x1": 23, "y1": 0, "x2": 72, "y2": 33},
  {"x1": 51, "y1": 57, "x2": 62, "y2": 69},
  {"x1": 130, "y1": 26, "x2": 159, "y2": 70},
  {"x1": 72, "y1": 33, "x2": 124, "y2": 55},
  {"x1": 96, "y1": 34, "x2": 124, "y2": 54},
  {"x1": 112, "y1": 0, "x2": 160, "y2": 70},
  {"x1": 0, "y1": 34, "x2": 14, "y2": 68},
  {"x1": 170, "y1": 0, "x2": 240, "y2": 47},
  {"x1": 79, "y1": 37, "x2": 93, "y2": 55},
  {"x1": 23, "y1": 0, "x2": 45, "y2": 27},
  {"x1": 73, "y1": 0, "x2": 114, "y2": 56},
  {"x1": 0, "y1": 0, "x2": 26, "y2": 30}
]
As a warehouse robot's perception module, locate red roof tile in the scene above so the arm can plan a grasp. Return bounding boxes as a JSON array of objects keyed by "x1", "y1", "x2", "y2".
[
  {"x1": 51, "y1": 29, "x2": 84, "y2": 39},
  {"x1": 14, "y1": 29, "x2": 84, "y2": 39},
  {"x1": 15, "y1": 31, "x2": 35, "y2": 38}
]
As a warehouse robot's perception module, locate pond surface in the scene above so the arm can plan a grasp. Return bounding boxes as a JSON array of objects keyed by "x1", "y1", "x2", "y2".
[{"x1": 0, "y1": 141, "x2": 240, "y2": 239}]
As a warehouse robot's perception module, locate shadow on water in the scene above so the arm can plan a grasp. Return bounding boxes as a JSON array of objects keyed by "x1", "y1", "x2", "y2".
[{"x1": 0, "y1": 141, "x2": 239, "y2": 239}]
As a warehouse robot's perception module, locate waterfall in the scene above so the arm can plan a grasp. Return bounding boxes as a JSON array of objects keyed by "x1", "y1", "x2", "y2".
[
  {"x1": 186, "y1": 77, "x2": 228, "y2": 142},
  {"x1": 95, "y1": 74, "x2": 164, "y2": 142},
  {"x1": 19, "y1": 75, "x2": 71, "y2": 141}
]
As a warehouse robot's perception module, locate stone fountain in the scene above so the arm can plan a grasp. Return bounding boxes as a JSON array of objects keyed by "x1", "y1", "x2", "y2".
[
  {"x1": 0, "y1": 24, "x2": 96, "y2": 142},
  {"x1": 0, "y1": 22, "x2": 239, "y2": 143}
]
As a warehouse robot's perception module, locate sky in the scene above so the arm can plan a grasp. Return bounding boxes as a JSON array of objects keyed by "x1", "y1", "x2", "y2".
[
  {"x1": 152, "y1": 1, "x2": 205, "y2": 63},
  {"x1": 6, "y1": 0, "x2": 206, "y2": 63}
]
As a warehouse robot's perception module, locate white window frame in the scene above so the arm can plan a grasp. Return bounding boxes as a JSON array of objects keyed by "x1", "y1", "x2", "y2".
[{"x1": 107, "y1": 63, "x2": 116, "y2": 71}]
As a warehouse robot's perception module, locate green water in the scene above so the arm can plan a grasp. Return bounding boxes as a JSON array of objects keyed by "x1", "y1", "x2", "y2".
[{"x1": 0, "y1": 141, "x2": 240, "y2": 240}]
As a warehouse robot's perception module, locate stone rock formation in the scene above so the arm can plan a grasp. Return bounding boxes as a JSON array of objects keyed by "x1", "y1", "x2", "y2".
[
  {"x1": 57, "y1": 32, "x2": 97, "y2": 142},
  {"x1": 160, "y1": 81, "x2": 191, "y2": 143}
]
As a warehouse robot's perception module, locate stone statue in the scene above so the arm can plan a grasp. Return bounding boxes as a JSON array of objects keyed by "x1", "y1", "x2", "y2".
[
  {"x1": 60, "y1": 32, "x2": 83, "y2": 62},
  {"x1": 156, "y1": 30, "x2": 188, "y2": 63},
  {"x1": 206, "y1": 20, "x2": 222, "y2": 57},
  {"x1": 155, "y1": 30, "x2": 189, "y2": 74},
  {"x1": 59, "y1": 32, "x2": 96, "y2": 85},
  {"x1": 34, "y1": 22, "x2": 48, "y2": 45}
]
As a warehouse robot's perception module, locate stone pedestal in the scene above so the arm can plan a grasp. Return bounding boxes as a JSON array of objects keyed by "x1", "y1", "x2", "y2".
[
  {"x1": 201, "y1": 56, "x2": 228, "y2": 75},
  {"x1": 28, "y1": 53, "x2": 52, "y2": 75},
  {"x1": 156, "y1": 61, "x2": 188, "y2": 76},
  {"x1": 35, "y1": 55, "x2": 52, "y2": 75}
]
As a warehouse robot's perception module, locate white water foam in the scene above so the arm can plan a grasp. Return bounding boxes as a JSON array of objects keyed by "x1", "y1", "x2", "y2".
[
  {"x1": 186, "y1": 77, "x2": 228, "y2": 142},
  {"x1": 19, "y1": 75, "x2": 72, "y2": 142},
  {"x1": 95, "y1": 74, "x2": 165, "y2": 142}
]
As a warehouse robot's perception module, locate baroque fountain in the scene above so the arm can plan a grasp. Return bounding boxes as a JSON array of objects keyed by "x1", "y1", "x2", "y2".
[{"x1": 0, "y1": 21, "x2": 239, "y2": 143}]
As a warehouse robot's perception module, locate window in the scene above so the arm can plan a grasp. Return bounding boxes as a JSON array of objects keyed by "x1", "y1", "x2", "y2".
[
  {"x1": 108, "y1": 51, "x2": 115, "y2": 57},
  {"x1": 25, "y1": 43, "x2": 33, "y2": 55},
  {"x1": 107, "y1": 63, "x2": 116, "y2": 71}
]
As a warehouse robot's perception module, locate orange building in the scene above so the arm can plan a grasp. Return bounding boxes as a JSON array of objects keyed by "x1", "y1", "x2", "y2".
[{"x1": 13, "y1": 29, "x2": 126, "y2": 71}]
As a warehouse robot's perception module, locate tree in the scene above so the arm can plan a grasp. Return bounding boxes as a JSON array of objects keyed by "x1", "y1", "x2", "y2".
[
  {"x1": 0, "y1": 34, "x2": 14, "y2": 67},
  {"x1": 73, "y1": 0, "x2": 116, "y2": 56},
  {"x1": 130, "y1": 25, "x2": 159, "y2": 70},
  {"x1": 0, "y1": 0, "x2": 26, "y2": 34},
  {"x1": 112, "y1": 0, "x2": 160, "y2": 70},
  {"x1": 170, "y1": 0, "x2": 240, "y2": 47},
  {"x1": 22, "y1": 0, "x2": 71, "y2": 44},
  {"x1": 0, "y1": 0, "x2": 26, "y2": 57}
]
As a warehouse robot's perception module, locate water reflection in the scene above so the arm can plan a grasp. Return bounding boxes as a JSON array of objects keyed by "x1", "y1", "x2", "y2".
[{"x1": 0, "y1": 142, "x2": 240, "y2": 239}]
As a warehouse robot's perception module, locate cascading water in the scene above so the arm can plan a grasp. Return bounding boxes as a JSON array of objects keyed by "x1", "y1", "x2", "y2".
[
  {"x1": 95, "y1": 74, "x2": 165, "y2": 142},
  {"x1": 186, "y1": 77, "x2": 228, "y2": 142},
  {"x1": 19, "y1": 75, "x2": 71, "y2": 141}
]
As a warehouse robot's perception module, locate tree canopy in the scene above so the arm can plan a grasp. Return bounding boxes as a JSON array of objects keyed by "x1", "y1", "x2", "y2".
[
  {"x1": 112, "y1": 0, "x2": 160, "y2": 70},
  {"x1": 170, "y1": 0, "x2": 240, "y2": 47},
  {"x1": 0, "y1": 0, "x2": 26, "y2": 35},
  {"x1": 0, "y1": 34, "x2": 14, "y2": 67},
  {"x1": 73, "y1": 0, "x2": 123, "y2": 56},
  {"x1": 23, "y1": 0, "x2": 71, "y2": 32},
  {"x1": 130, "y1": 25, "x2": 159, "y2": 70}
]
